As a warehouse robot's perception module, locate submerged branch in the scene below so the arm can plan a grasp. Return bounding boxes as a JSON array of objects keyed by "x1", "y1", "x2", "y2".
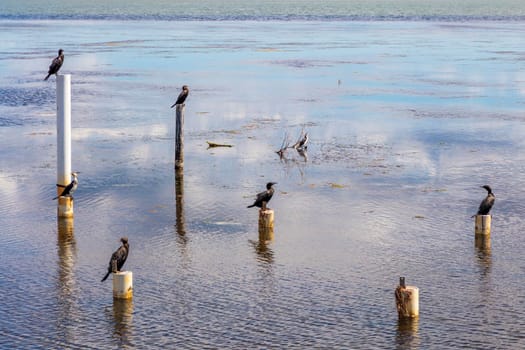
[{"x1": 207, "y1": 141, "x2": 233, "y2": 148}]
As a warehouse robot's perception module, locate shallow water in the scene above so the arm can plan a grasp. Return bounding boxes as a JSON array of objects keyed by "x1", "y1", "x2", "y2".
[{"x1": 1, "y1": 20, "x2": 525, "y2": 348}]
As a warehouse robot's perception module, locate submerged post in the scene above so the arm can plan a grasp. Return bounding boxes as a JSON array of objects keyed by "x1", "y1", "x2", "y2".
[
  {"x1": 258, "y1": 202, "x2": 274, "y2": 242},
  {"x1": 57, "y1": 74, "x2": 73, "y2": 217},
  {"x1": 113, "y1": 271, "x2": 133, "y2": 299},
  {"x1": 474, "y1": 215, "x2": 491, "y2": 236},
  {"x1": 175, "y1": 104, "x2": 185, "y2": 169},
  {"x1": 395, "y1": 277, "x2": 419, "y2": 318}
]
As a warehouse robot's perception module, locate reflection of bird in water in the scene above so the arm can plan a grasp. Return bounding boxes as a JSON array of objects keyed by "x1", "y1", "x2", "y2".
[
  {"x1": 101, "y1": 237, "x2": 130, "y2": 282},
  {"x1": 247, "y1": 182, "x2": 276, "y2": 208},
  {"x1": 53, "y1": 172, "x2": 79, "y2": 200},
  {"x1": 44, "y1": 49, "x2": 64, "y2": 81},
  {"x1": 170, "y1": 85, "x2": 189, "y2": 108},
  {"x1": 297, "y1": 147, "x2": 308, "y2": 162},
  {"x1": 473, "y1": 185, "x2": 495, "y2": 217}
]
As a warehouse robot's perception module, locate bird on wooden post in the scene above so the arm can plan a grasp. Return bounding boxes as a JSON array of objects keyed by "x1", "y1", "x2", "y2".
[
  {"x1": 472, "y1": 185, "x2": 495, "y2": 217},
  {"x1": 247, "y1": 182, "x2": 277, "y2": 209},
  {"x1": 101, "y1": 237, "x2": 130, "y2": 282},
  {"x1": 44, "y1": 49, "x2": 64, "y2": 81},
  {"x1": 170, "y1": 85, "x2": 189, "y2": 108},
  {"x1": 53, "y1": 172, "x2": 79, "y2": 200}
]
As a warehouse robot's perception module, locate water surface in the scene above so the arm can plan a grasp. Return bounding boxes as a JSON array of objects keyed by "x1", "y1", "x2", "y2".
[{"x1": 1, "y1": 19, "x2": 525, "y2": 349}]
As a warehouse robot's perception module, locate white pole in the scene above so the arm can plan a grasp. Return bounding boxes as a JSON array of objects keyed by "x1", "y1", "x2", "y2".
[
  {"x1": 113, "y1": 271, "x2": 133, "y2": 299},
  {"x1": 57, "y1": 74, "x2": 71, "y2": 193}
]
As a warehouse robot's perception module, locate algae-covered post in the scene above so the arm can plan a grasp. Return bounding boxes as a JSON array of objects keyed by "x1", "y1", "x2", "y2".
[
  {"x1": 175, "y1": 104, "x2": 185, "y2": 169},
  {"x1": 56, "y1": 74, "x2": 73, "y2": 217},
  {"x1": 395, "y1": 277, "x2": 419, "y2": 318}
]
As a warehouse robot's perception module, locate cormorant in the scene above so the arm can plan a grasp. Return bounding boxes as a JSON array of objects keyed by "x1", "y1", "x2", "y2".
[
  {"x1": 101, "y1": 237, "x2": 130, "y2": 282},
  {"x1": 53, "y1": 172, "x2": 78, "y2": 200},
  {"x1": 170, "y1": 85, "x2": 189, "y2": 108},
  {"x1": 295, "y1": 132, "x2": 308, "y2": 150},
  {"x1": 44, "y1": 49, "x2": 64, "y2": 81},
  {"x1": 474, "y1": 185, "x2": 495, "y2": 216},
  {"x1": 247, "y1": 182, "x2": 277, "y2": 208}
]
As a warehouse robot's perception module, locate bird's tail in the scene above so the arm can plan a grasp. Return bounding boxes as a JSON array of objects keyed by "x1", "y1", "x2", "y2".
[
  {"x1": 170, "y1": 103, "x2": 176, "y2": 108},
  {"x1": 52, "y1": 196, "x2": 58, "y2": 200},
  {"x1": 44, "y1": 74, "x2": 50, "y2": 81},
  {"x1": 101, "y1": 271, "x2": 110, "y2": 282},
  {"x1": 247, "y1": 204, "x2": 255, "y2": 208}
]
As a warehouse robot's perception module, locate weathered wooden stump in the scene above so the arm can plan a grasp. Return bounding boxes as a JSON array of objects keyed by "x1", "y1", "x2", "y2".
[
  {"x1": 474, "y1": 215, "x2": 491, "y2": 236},
  {"x1": 258, "y1": 202, "x2": 274, "y2": 242},
  {"x1": 475, "y1": 233, "x2": 491, "y2": 250}
]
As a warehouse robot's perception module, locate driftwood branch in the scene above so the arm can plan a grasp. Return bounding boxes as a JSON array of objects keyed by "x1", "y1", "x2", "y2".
[
  {"x1": 207, "y1": 141, "x2": 233, "y2": 148},
  {"x1": 276, "y1": 132, "x2": 291, "y2": 159}
]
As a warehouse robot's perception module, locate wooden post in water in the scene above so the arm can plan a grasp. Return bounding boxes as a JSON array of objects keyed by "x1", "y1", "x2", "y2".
[
  {"x1": 258, "y1": 202, "x2": 274, "y2": 242},
  {"x1": 175, "y1": 104, "x2": 185, "y2": 169},
  {"x1": 474, "y1": 215, "x2": 491, "y2": 236},
  {"x1": 113, "y1": 271, "x2": 133, "y2": 299},
  {"x1": 175, "y1": 168, "x2": 186, "y2": 236},
  {"x1": 475, "y1": 233, "x2": 491, "y2": 250},
  {"x1": 395, "y1": 277, "x2": 419, "y2": 318},
  {"x1": 56, "y1": 74, "x2": 73, "y2": 218}
]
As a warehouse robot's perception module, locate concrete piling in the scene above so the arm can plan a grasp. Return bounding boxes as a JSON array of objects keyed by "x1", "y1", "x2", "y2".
[{"x1": 113, "y1": 271, "x2": 133, "y2": 300}]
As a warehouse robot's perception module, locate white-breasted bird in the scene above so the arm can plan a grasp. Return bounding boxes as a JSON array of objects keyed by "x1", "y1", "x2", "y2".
[{"x1": 53, "y1": 172, "x2": 79, "y2": 200}]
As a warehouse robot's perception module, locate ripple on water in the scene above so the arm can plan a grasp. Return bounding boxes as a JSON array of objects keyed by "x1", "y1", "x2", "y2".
[{"x1": 0, "y1": 86, "x2": 54, "y2": 108}]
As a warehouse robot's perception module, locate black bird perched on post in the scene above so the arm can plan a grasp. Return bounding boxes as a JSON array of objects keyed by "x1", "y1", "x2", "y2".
[
  {"x1": 101, "y1": 237, "x2": 130, "y2": 282},
  {"x1": 170, "y1": 85, "x2": 189, "y2": 108},
  {"x1": 44, "y1": 49, "x2": 64, "y2": 81},
  {"x1": 473, "y1": 185, "x2": 495, "y2": 217},
  {"x1": 53, "y1": 172, "x2": 78, "y2": 200},
  {"x1": 247, "y1": 182, "x2": 277, "y2": 209}
]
